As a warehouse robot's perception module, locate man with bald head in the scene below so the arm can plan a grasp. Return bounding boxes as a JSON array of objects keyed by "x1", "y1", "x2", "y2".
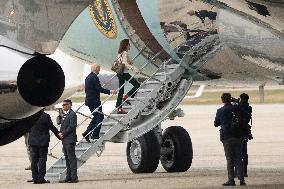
[{"x1": 83, "y1": 64, "x2": 115, "y2": 142}]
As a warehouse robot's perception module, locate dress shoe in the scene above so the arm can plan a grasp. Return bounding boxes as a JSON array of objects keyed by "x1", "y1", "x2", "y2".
[
  {"x1": 222, "y1": 180, "x2": 236, "y2": 186},
  {"x1": 82, "y1": 134, "x2": 91, "y2": 143},
  {"x1": 85, "y1": 137, "x2": 91, "y2": 143},
  {"x1": 36, "y1": 179, "x2": 50, "y2": 184},
  {"x1": 33, "y1": 180, "x2": 41, "y2": 184},
  {"x1": 123, "y1": 95, "x2": 131, "y2": 105},
  {"x1": 240, "y1": 180, "x2": 246, "y2": 186},
  {"x1": 25, "y1": 165, "x2": 31, "y2": 170},
  {"x1": 68, "y1": 179, "x2": 78, "y2": 183},
  {"x1": 90, "y1": 135, "x2": 99, "y2": 140},
  {"x1": 27, "y1": 179, "x2": 34, "y2": 182},
  {"x1": 117, "y1": 108, "x2": 127, "y2": 114}
]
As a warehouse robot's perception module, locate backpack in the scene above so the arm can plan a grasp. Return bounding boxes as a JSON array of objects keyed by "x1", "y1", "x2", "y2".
[{"x1": 231, "y1": 104, "x2": 252, "y2": 139}]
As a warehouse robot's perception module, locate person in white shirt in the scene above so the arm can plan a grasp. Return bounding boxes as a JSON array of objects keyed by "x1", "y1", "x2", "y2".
[{"x1": 115, "y1": 39, "x2": 140, "y2": 114}]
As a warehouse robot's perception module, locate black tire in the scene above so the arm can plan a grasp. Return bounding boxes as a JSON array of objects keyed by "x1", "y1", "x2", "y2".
[
  {"x1": 126, "y1": 130, "x2": 160, "y2": 173},
  {"x1": 160, "y1": 126, "x2": 193, "y2": 172}
]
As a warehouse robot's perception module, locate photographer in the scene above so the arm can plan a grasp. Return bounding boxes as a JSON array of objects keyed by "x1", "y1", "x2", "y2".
[
  {"x1": 214, "y1": 93, "x2": 246, "y2": 186},
  {"x1": 238, "y1": 93, "x2": 252, "y2": 177}
]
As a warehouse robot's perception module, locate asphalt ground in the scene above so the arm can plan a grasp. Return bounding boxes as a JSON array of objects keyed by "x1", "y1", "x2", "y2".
[{"x1": 0, "y1": 104, "x2": 283, "y2": 189}]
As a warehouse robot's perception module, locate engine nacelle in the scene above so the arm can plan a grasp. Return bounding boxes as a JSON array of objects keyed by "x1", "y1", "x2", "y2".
[
  {"x1": 0, "y1": 45, "x2": 65, "y2": 145},
  {"x1": 0, "y1": 46, "x2": 65, "y2": 122}
]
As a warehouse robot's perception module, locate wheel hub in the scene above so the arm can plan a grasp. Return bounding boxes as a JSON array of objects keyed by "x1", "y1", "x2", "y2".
[{"x1": 129, "y1": 140, "x2": 142, "y2": 165}]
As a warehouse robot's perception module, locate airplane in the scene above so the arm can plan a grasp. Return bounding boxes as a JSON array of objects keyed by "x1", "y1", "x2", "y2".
[{"x1": 0, "y1": 0, "x2": 283, "y2": 178}]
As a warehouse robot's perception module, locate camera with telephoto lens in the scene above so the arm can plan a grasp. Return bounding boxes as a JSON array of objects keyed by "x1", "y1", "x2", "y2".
[{"x1": 231, "y1": 97, "x2": 240, "y2": 104}]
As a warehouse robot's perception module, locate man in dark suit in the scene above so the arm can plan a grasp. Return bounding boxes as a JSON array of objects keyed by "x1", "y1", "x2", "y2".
[
  {"x1": 83, "y1": 64, "x2": 116, "y2": 142},
  {"x1": 214, "y1": 93, "x2": 246, "y2": 186},
  {"x1": 28, "y1": 111, "x2": 61, "y2": 184},
  {"x1": 59, "y1": 99, "x2": 78, "y2": 183}
]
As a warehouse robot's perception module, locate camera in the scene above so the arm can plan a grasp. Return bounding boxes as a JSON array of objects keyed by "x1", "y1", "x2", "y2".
[{"x1": 231, "y1": 97, "x2": 240, "y2": 104}]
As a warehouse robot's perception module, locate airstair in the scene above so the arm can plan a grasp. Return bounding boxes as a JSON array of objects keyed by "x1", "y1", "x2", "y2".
[{"x1": 45, "y1": 31, "x2": 220, "y2": 181}]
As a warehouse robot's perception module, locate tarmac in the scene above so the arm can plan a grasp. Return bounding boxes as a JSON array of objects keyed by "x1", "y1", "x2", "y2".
[{"x1": 0, "y1": 104, "x2": 284, "y2": 189}]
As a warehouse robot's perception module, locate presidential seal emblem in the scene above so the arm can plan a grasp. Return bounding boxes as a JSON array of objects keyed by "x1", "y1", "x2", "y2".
[{"x1": 89, "y1": 0, "x2": 118, "y2": 39}]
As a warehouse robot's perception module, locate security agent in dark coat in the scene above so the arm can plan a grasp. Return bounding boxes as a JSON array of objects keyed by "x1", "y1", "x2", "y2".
[
  {"x1": 82, "y1": 64, "x2": 115, "y2": 141},
  {"x1": 214, "y1": 93, "x2": 246, "y2": 186},
  {"x1": 28, "y1": 111, "x2": 61, "y2": 184},
  {"x1": 58, "y1": 99, "x2": 78, "y2": 183}
]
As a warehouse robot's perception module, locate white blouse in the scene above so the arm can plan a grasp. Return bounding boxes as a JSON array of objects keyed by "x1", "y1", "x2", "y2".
[{"x1": 117, "y1": 51, "x2": 138, "y2": 73}]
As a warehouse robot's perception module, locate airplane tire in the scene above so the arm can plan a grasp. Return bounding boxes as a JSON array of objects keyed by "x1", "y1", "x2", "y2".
[
  {"x1": 160, "y1": 126, "x2": 193, "y2": 172},
  {"x1": 126, "y1": 130, "x2": 160, "y2": 173}
]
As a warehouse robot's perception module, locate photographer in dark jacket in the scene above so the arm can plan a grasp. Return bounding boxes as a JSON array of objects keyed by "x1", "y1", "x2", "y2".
[
  {"x1": 214, "y1": 93, "x2": 246, "y2": 186},
  {"x1": 239, "y1": 93, "x2": 252, "y2": 177},
  {"x1": 28, "y1": 111, "x2": 61, "y2": 184}
]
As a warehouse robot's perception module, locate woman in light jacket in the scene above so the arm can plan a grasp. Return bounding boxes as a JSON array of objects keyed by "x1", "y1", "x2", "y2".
[{"x1": 115, "y1": 39, "x2": 140, "y2": 114}]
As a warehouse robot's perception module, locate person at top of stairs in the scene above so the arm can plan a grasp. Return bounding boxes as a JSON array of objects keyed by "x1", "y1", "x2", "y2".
[
  {"x1": 83, "y1": 64, "x2": 116, "y2": 141},
  {"x1": 115, "y1": 39, "x2": 141, "y2": 114}
]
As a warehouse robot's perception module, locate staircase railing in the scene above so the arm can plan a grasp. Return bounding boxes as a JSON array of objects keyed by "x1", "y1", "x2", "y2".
[{"x1": 48, "y1": 33, "x2": 186, "y2": 157}]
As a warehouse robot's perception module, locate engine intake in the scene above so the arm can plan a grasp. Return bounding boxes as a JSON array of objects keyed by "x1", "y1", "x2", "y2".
[{"x1": 17, "y1": 55, "x2": 65, "y2": 107}]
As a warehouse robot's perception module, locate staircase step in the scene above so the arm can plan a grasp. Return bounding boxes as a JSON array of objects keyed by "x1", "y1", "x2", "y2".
[
  {"x1": 142, "y1": 81, "x2": 161, "y2": 90},
  {"x1": 155, "y1": 72, "x2": 166, "y2": 76},
  {"x1": 76, "y1": 141, "x2": 92, "y2": 148},
  {"x1": 52, "y1": 164, "x2": 66, "y2": 168},
  {"x1": 50, "y1": 164, "x2": 66, "y2": 173},
  {"x1": 109, "y1": 113, "x2": 126, "y2": 118},
  {"x1": 137, "y1": 88, "x2": 152, "y2": 93},
  {"x1": 101, "y1": 121, "x2": 117, "y2": 126},
  {"x1": 146, "y1": 80, "x2": 160, "y2": 84},
  {"x1": 100, "y1": 125, "x2": 113, "y2": 134},
  {"x1": 75, "y1": 147, "x2": 89, "y2": 151},
  {"x1": 45, "y1": 172, "x2": 60, "y2": 179},
  {"x1": 166, "y1": 64, "x2": 180, "y2": 69},
  {"x1": 136, "y1": 88, "x2": 154, "y2": 98},
  {"x1": 127, "y1": 97, "x2": 144, "y2": 103},
  {"x1": 122, "y1": 105, "x2": 135, "y2": 110}
]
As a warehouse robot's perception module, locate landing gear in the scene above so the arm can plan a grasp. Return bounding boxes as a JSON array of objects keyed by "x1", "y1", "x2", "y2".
[
  {"x1": 126, "y1": 130, "x2": 160, "y2": 173},
  {"x1": 160, "y1": 126, "x2": 193, "y2": 172}
]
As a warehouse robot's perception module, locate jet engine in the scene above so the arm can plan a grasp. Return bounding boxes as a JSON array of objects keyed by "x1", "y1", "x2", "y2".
[{"x1": 0, "y1": 45, "x2": 65, "y2": 145}]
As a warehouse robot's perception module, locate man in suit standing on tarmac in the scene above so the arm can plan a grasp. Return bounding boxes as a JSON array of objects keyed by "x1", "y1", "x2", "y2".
[
  {"x1": 58, "y1": 99, "x2": 78, "y2": 183},
  {"x1": 28, "y1": 111, "x2": 61, "y2": 184}
]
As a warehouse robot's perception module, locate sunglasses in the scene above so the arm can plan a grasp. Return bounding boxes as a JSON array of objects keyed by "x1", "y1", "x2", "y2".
[{"x1": 62, "y1": 104, "x2": 69, "y2": 106}]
